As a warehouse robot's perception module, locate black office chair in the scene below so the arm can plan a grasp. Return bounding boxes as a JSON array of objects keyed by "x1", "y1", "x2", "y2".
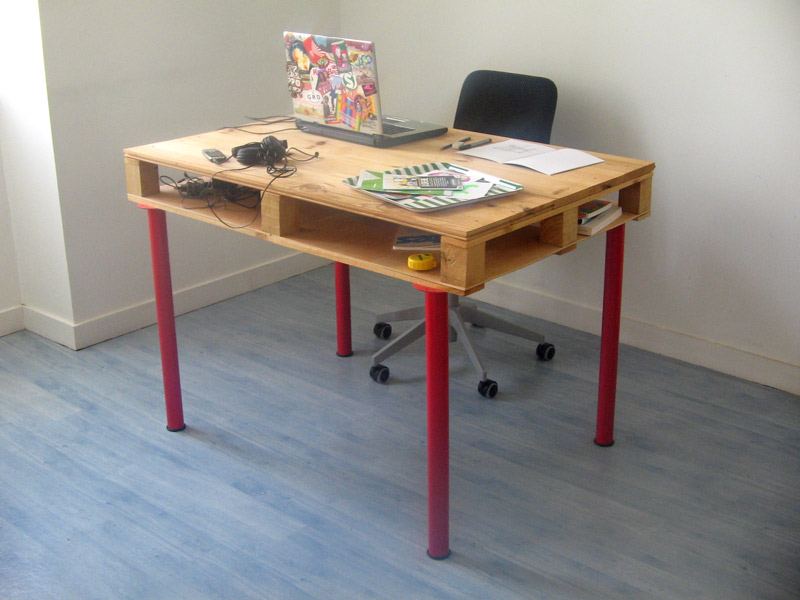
[{"x1": 370, "y1": 70, "x2": 558, "y2": 398}]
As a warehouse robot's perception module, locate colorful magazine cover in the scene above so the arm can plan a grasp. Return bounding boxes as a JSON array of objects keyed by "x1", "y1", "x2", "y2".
[{"x1": 343, "y1": 163, "x2": 523, "y2": 212}]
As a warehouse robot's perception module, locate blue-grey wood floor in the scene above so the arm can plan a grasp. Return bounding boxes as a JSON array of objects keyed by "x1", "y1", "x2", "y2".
[{"x1": 1, "y1": 264, "x2": 798, "y2": 599}]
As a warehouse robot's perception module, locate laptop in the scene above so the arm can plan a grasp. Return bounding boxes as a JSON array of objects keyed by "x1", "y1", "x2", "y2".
[{"x1": 284, "y1": 32, "x2": 447, "y2": 148}]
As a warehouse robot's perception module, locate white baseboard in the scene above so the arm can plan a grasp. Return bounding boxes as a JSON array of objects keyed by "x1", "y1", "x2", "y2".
[
  {"x1": 474, "y1": 280, "x2": 800, "y2": 397},
  {"x1": 20, "y1": 306, "x2": 77, "y2": 349},
  {"x1": 19, "y1": 253, "x2": 329, "y2": 350},
  {"x1": 10, "y1": 259, "x2": 798, "y2": 397},
  {"x1": 0, "y1": 305, "x2": 24, "y2": 338}
]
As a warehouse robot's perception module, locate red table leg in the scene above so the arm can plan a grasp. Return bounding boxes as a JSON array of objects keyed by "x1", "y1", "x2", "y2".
[
  {"x1": 141, "y1": 206, "x2": 185, "y2": 432},
  {"x1": 415, "y1": 284, "x2": 450, "y2": 559},
  {"x1": 334, "y1": 262, "x2": 353, "y2": 357},
  {"x1": 595, "y1": 224, "x2": 625, "y2": 446}
]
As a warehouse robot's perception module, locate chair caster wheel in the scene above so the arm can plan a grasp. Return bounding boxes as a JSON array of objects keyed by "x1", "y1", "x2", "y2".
[
  {"x1": 536, "y1": 343, "x2": 555, "y2": 361},
  {"x1": 370, "y1": 364, "x2": 390, "y2": 383},
  {"x1": 373, "y1": 322, "x2": 392, "y2": 339},
  {"x1": 478, "y1": 379, "x2": 498, "y2": 398}
]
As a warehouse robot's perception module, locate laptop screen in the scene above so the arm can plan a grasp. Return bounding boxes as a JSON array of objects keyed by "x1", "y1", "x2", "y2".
[{"x1": 284, "y1": 32, "x2": 385, "y2": 135}]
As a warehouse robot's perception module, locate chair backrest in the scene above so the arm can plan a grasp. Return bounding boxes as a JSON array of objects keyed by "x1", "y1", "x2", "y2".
[{"x1": 453, "y1": 70, "x2": 557, "y2": 144}]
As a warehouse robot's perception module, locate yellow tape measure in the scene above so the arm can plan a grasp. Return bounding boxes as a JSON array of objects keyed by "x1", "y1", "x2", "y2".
[{"x1": 407, "y1": 253, "x2": 437, "y2": 271}]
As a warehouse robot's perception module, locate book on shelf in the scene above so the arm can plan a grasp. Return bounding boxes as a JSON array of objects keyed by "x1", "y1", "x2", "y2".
[
  {"x1": 578, "y1": 199, "x2": 615, "y2": 224},
  {"x1": 577, "y1": 206, "x2": 622, "y2": 236},
  {"x1": 392, "y1": 226, "x2": 441, "y2": 251}
]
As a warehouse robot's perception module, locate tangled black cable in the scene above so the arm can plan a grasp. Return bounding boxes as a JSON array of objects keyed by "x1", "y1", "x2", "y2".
[
  {"x1": 159, "y1": 143, "x2": 317, "y2": 230},
  {"x1": 221, "y1": 115, "x2": 297, "y2": 135},
  {"x1": 160, "y1": 172, "x2": 262, "y2": 229},
  {"x1": 161, "y1": 120, "x2": 322, "y2": 229},
  {"x1": 159, "y1": 173, "x2": 213, "y2": 199},
  {"x1": 208, "y1": 161, "x2": 299, "y2": 229},
  {"x1": 286, "y1": 146, "x2": 319, "y2": 162}
]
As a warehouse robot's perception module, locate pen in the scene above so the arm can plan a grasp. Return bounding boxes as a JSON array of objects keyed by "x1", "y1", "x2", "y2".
[
  {"x1": 440, "y1": 136, "x2": 471, "y2": 150},
  {"x1": 458, "y1": 138, "x2": 492, "y2": 151}
]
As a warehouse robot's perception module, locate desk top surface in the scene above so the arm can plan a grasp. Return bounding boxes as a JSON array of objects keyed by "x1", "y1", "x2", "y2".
[{"x1": 125, "y1": 123, "x2": 654, "y2": 242}]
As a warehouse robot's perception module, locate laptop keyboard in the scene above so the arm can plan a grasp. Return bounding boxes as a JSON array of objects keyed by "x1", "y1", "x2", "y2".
[{"x1": 382, "y1": 122, "x2": 413, "y2": 135}]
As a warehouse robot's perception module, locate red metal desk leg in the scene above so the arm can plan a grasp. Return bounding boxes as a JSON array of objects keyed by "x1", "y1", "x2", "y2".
[
  {"x1": 415, "y1": 284, "x2": 450, "y2": 559},
  {"x1": 595, "y1": 224, "x2": 625, "y2": 446},
  {"x1": 141, "y1": 206, "x2": 185, "y2": 432},
  {"x1": 334, "y1": 262, "x2": 353, "y2": 357}
]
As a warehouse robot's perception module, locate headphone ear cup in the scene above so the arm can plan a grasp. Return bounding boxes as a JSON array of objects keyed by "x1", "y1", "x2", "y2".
[
  {"x1": 232, "y1": 143, "x2": 263, "y2": 165},
  {"x1": 261, "y1": 136, "x2": 288, "y2": 163},
  {"x1": 234, "y1": 147, "x2": 262, "y2": 166},
  {"x1": 231, "y1": 138, "x2": 289, "y2": 166}
]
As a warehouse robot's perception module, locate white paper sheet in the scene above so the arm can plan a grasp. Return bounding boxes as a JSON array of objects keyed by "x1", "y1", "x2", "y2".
[
  {"x1": 458, "y1": 140, "x2": 603, "y2": 175},
  {"x1": 505, "y1": 148, "x2": 604, "y2": 175}
]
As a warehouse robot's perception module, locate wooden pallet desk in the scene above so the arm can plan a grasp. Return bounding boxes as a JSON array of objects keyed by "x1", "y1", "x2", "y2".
[{"x1": 124, "y1": 124, "x2": 654, "y2": 558}]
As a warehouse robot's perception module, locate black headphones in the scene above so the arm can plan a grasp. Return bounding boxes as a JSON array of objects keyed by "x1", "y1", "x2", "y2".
[{"x1": 231, "y1": 136, "x2": 289, "y2": 166}]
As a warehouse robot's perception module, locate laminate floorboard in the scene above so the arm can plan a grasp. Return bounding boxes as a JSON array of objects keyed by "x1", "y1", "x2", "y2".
[{"x1": 1, "y1": 264, "x2": 798, "y2": 599}]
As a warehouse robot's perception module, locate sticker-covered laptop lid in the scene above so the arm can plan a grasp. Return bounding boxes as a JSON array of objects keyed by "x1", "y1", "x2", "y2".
[{"x1": 284, "y1": 32, "x2": 384, "y2": 134}]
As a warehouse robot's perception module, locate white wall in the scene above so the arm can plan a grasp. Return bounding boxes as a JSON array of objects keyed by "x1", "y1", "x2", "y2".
[
  {"x1": 1, "y1": 0, "x2": 797, "y2": 395},
  {"x1": 0, "y1": 1, "x2": 71, "y2": 339},
  {"x1": 339, "y1": 0, "x2": 800, "y2": 394},
  {"x1": 0, "y1": 149, "x2": 23, "y2": 337},
  {"x1": 0, "y1": 0, "x2": 340, "y2": 349}
]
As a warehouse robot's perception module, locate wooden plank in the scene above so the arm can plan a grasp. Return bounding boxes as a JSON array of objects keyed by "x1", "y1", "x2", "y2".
[
  {"x1": 440, "y1": 237, "x2": 486, "y2": 289},
  {"x1": 126, "y1": 184, "x2": 640, "y2": 295},
  {"x1": 124, "y1": 125, "x2": 655, "y2": 242},
  {"x1": 122, "y1": 124, "x2": 654, "y2": 296},
  {"x1": 540, "y1": 206, "x2": 578, "y2": 248},
  {"x1": 129, "y1": 189, "x2": 264, "y2": 237},
  {"x1": 262, "y1": 192, "x2": 300, "y2": 236},
  {"x1": 618, "y1": 175, "x2": 652, "y2": 216},
  {"x1": 124, "y1": 157, "x2": 159, "y2": 197}
]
